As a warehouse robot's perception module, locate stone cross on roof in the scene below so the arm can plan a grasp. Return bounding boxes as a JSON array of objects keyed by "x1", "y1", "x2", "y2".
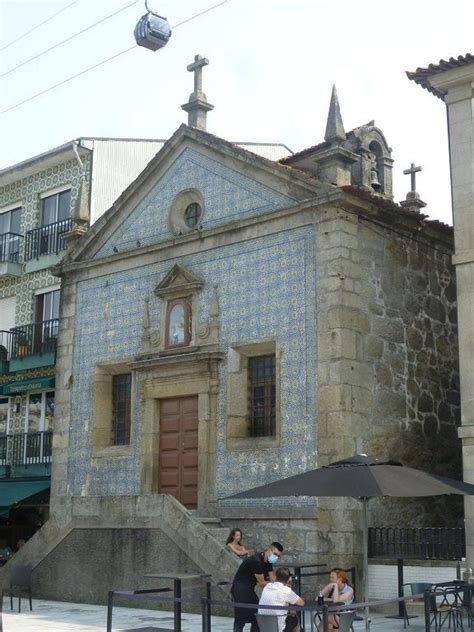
[
  {"x1": 400, "y1": 162, "x2": 426, "y2": 213},
  {"x1": 188, "y1": 54, "x2": 208, "y2": 95},
  {"x1": 181, "y1": 54, "x2": 214, "y2": 131},
  {"x1": 403, "y1": 162, "x2": 422, "y2": 193}
]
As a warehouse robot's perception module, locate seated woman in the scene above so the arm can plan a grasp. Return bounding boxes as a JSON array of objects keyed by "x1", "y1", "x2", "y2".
[
  {"x1": 318, "y1": 568, "x2": 354, "y2": 632},
  {"x1": 225, "y1": 528, "x2": 250, "y2": 559}
]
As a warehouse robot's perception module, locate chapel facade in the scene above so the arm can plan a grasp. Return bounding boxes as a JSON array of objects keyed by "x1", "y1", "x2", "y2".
[{"x1": 2, "y1": 62, "x2": 461, "y2": 600}]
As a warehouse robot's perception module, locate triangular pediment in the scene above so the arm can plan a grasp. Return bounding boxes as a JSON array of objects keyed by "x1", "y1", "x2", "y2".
[
  {"x1": 154, "y1": 264, "x2": 203, "y2": 298},
  {"x1": 63, "y1": 124, "x2": 330, "y2": 267}
]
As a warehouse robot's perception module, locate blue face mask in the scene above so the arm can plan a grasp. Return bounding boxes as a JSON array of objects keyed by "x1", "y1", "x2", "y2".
[{"x1": 268, "y1": 553, "x2": 278, "y2": 564}]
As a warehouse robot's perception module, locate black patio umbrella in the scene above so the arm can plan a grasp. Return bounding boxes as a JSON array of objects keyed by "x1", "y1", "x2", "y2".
[{"x1": 226, "y1": 454, "x2": 474, "y2": 632}]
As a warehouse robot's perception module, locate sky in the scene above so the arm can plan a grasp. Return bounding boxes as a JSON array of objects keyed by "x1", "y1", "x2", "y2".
[{"x1": 1, "y1": 0, "x2": 473, "y2": 226}]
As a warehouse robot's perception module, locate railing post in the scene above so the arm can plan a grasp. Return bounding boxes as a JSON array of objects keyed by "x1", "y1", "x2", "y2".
[
  {"x1": 322, "y1": 604, "x2": 329, "y2": 632},
  {"x1": 206, "y1": 581, "x2": 212, "y2": 632},
  {"x1": 424, "y1": 590, "x2": 431, "y2": 632},
  {"x1": 106, "y1": 591, "x2": 114, "y2": 632},
  {"x1": 201, "y1": 596, "x2": 210, "y2": 632}
]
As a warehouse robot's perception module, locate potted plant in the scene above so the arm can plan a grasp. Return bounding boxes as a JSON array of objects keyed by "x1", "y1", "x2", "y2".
[{"x1": 15, "y1": 334, "x2": 29, "y2": 357}]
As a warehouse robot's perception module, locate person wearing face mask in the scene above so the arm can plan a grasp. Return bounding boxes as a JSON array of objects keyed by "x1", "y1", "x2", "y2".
[{"x1": 231, "y1": 542, "x2": 284, "y2": 632}]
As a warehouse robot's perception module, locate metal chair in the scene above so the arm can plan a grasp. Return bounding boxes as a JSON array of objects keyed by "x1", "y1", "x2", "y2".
[
  {"x1": 256, "y1": 614, "x2": 280, "y2": 632},
  {"x1": 432, "y1": 582, "x2": 471, "y2": 632},
  {"x1": 313, "y1": 607, "x2": 356, "y2": 632},
  {"x1": 6, "y1": 565, "x2": 32, "y2": 613},
  {"x1": 403, "y1": 583, "x2": 433, "y2": 628}
]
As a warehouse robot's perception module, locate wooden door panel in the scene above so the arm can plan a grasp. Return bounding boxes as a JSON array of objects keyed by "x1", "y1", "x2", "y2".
[
  {"x1": 160, "y1": 434, "x2": 180, "y2": 450},
  {"x1": 182, "y1": 455, "x2": 198, "y2": 469},
  {"x1": 181, "y1": 397, "x2": 198, "y2": 413},
  {"x1": 161, "y1": 398, "x2": 180, "y2": 414},
  {"x1": 161, "y1": 418, "x2": 179, "y2": 432},
  {"x1": 160, "y1": 471, "x2": 179, "y2": 486},
  {"x1": 159, "y1": 396, "x2": 198, "y2": 508},
  {"x1": 182, "y1": 435, "x2": 198, "y2": 450}
]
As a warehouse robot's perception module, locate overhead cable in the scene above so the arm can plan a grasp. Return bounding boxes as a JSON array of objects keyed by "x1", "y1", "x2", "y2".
[
  {"x1": 1, "y1": 0, "x2": 80, "y2": 52},
  {"x1": 0, "y1": 0, "x2": 228, "y2": 116},
  {"x1": 1, "y1": 46, "x2": 138, "y2": 115},
  {"x1": 1, "y1": 0, "x2": 140, "y2": 78}
]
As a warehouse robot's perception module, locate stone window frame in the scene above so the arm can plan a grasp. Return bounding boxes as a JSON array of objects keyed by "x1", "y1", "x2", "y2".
[
  {"x1": 168, "y1": 188, "x2": 205, "y2": 236},
  {"x1": 226, "y1": 340, "x2": 281, "y2": 451},
  {"x1": 91, "y1": 360, "x2": 135, "y2": 458}
]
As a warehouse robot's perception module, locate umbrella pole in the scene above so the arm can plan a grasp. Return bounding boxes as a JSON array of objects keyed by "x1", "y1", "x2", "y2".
[{"x1": 362, "y1": 498, "x2": 370, "y2": 632}]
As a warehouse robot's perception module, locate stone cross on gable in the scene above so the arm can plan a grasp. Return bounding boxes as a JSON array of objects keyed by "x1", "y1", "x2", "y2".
[
  {"x1": 181, "y1": 53, "x2": 214, "y2": 131},
  {"x1": 187, "y1": 54, "x2": 209, "y2": 96},
  {"x1": 403, "y1": 162, "x2": 422, "y2": 193}
]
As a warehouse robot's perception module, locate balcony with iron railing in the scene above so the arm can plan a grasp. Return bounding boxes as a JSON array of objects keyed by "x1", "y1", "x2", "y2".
[
  {"x1": 0, "y1": 232, "x2": 22, "y2": 278},
  {"x1": 24, "y1": 218, "x2": 71, "y2": 261},
  {"x1": 0, "y1": 319, "x2": 59, "y2": 373},
  {"x1": 0, "y1": 431, "x2": 52, "y2": 478}
]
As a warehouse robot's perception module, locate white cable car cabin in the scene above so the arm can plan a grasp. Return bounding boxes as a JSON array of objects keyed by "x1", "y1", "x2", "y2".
[{"x1": 134, "y1": 1, "x2": 171, "y2": 51}]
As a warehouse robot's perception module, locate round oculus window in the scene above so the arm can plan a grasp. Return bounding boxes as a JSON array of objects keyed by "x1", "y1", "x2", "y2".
[{"x1": 184, "y1": 202, "x2": 202, "y2": 229}]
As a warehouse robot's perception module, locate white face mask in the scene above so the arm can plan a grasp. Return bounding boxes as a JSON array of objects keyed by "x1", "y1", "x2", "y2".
[{"x1": 268, "y1": 553, "x2": 278, "y2": 564}]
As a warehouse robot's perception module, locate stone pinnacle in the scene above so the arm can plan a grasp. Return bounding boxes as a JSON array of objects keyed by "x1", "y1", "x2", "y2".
[{"x1": 324, "y1": 85, "x2": 346, "y2": 143}]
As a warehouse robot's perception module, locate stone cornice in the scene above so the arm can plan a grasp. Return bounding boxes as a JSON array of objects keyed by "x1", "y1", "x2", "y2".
[{"x1": 130, "y1": 350, "x2": 225, "y2": 371}]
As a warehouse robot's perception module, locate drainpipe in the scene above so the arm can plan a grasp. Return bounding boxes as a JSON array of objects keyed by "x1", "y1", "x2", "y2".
[{"x1": 72, "y1": 141, "x2": 85, "y2": 176}]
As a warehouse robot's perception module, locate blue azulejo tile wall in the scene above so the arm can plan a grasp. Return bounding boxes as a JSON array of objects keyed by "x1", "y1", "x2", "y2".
[
  {"x1": 95, "y1": 148, "x2": 296, "y2": 259},
  {"x1": 70, "y1": 225, "x2": 317, "y2": 497}
]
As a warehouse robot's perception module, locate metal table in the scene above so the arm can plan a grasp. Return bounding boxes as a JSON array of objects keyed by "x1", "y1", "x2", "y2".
[{"x1": 144, "y1": 572, "x2": 211, "y2": 632}]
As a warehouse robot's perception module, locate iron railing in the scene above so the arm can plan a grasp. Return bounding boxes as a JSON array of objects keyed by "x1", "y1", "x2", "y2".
[
  {"x1": 0, "y1": 431, "x2": 52, "y2": 470},
  {"x1": 10, "y1": 319, "x2": 59, "y2": 359},
  {"x1": 24, "y1": 218, "x2": 71, "y2": 260},
  {"x1": 0, "y1": 232, "x2": 22, "y2": 263},
  {"x1": 368, "y1": 526, "x2": 465, "y2": 560}
]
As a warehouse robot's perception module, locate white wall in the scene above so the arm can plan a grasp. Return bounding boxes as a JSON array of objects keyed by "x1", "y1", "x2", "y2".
[
  {"x1": 0, "y1": 296, "x2": 16, "y2": 331},
  {"x1": 368, "y1": 562, "x2": 461, "y2": 600}
]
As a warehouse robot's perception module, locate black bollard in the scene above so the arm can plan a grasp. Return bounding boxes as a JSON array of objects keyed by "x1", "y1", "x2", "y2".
[
  {"x1": 201, "y1": 596, "x2": 210, "y2": 632},
  {"x1": 106, "y1": 591, "x2": 114, "y2": 632},
  {"x1": 423, "y1": 590, "x2": 431, "y2": 632}
]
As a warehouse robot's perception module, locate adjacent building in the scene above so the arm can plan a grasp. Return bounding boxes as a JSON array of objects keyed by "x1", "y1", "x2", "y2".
[
  {"x1": 407, "y1": 52, "x2": 474, "y2": 568},
  {"x1": 0, "y1": 137, "x2": 167, "y2": 543}
]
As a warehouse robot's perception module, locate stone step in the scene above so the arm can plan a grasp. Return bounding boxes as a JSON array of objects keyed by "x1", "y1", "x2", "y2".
[
  {"x1": 196, "y1": 516, "x2": 222, "y2": 526},
  {"x1": 208, "y1": 527, "x2": 231, "y2": 542}
]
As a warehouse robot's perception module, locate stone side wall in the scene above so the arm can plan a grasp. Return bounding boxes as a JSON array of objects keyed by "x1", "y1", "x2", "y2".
[
  {"x1": 218, "y1": 204, "x2": 459, "y2": 593},
  {"x1": 315, "y1": 206, "x2": 460, "y2": 529},
  {"x1": 33, "y1": 527, "x2": 203, "y2": 604}
]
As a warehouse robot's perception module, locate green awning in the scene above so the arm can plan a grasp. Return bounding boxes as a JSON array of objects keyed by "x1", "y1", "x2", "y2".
[
  {"x1": 0, "y1": 480, "x2": 50, "y2": 514},
  {"x1": 0, "y1": 376, "x2": 55, "y2": 395}
]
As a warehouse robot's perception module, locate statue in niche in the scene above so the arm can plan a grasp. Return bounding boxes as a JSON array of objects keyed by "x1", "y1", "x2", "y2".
[
  {"x1": 166, "y1": 299, "x2": 191, "y2": 348},
  {"x1": 169, "y1": 304, "x2": 185, "y2": 346}
]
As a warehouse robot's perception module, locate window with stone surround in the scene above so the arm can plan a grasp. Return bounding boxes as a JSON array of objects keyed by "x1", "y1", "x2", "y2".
[
  {"x1": 91, "y1": 362, "x2": 134, "y2": 457},
  {"x1": 248, "y1": 355, "x2": 276, "y2": 436},
  {"x1": 227, "y1": 341, "x2": 280, "y2": 450},
  {"x1": 111, "y1": 374, "x2": 131, "y2": 445}
]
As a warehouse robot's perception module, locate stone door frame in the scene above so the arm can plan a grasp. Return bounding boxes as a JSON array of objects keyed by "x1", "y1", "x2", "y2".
[{"x1": 133, "y1": 351, "x2": 224, "y2": 512}]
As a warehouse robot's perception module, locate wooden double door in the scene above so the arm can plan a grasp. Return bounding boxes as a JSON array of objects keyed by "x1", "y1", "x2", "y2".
[{"x1": 159, "y1": 396, "x2": 198, "y2": 508}]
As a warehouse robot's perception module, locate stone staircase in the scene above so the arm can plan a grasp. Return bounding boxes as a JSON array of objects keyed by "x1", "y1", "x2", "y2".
[
  {"x1": 0, "y1": 495, "x2": 241, "y2": 599},
  {"x1": 193, "y1": 515, "x2": 230, "y2": 547}
]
